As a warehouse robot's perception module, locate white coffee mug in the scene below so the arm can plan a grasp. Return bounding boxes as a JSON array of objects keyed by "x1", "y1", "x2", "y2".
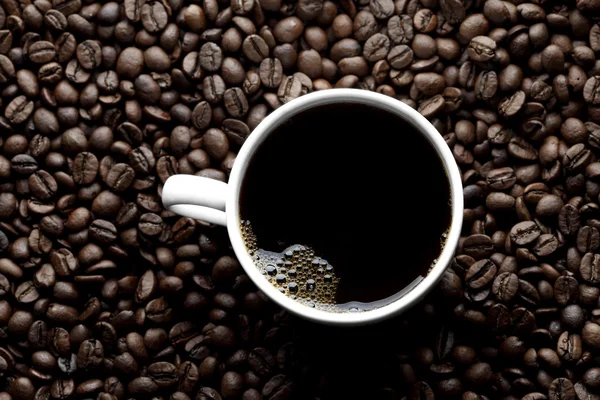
[{"x1": 162, "y1": 89, "x2": 463, "y2": 326}]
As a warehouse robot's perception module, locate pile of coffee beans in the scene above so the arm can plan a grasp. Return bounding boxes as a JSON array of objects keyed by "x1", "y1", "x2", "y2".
[{"x1": 1, "y1": 0, "x2": 600, "y2": 398}]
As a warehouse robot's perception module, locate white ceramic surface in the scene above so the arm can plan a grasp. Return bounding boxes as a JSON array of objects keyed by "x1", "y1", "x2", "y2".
[{"x1": 162, "y1": 89, "x2": 464, "y2": 326}]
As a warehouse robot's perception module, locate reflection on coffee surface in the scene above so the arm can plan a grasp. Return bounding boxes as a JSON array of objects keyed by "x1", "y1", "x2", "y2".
[{"x1": 240, "y1": 103, "x2": 451, "y2": 312}]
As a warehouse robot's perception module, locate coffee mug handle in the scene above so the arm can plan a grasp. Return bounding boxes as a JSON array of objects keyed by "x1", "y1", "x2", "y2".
[{"x1": 162, "y1": 175, "x2": 228, "y2": 226}]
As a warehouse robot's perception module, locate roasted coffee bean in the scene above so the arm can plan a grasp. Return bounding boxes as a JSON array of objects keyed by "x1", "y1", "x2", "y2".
[
  {"x1": 223, "y1": 88, "x2": 248, "y2": 118},
  {"x1": 51, "y1": 249, "x2": 78, "y2": 277},
  {"x1": 76, "y1": 40, "x2": 102, "y2": 70},
  {"x1": 141, "y1": 1, "x2": 169, "y2": 33},
  {"x1": 577, "y1": 226, "x2": 600, "y2": 253},
  {"x1": 584, "y1": 76, "x2": 600, "y2": 105},
  {"x1": 15, "y1": 281, "x2": 39, "y2": 304},
  {"x1": 387, "y1": 45, "x2": 413, "y2": 69},
  {"x1": 105, "y1": 163, "x2": 135, "y2": 192},
  {"x1": 259, "y1": 58, "x2": 283, "y2": 89},
  {"x1": 492, "y1": 272, "x2": 518, "y2": 302},
  {"x1": 72, "y1": 153, "x2": 98, "y2": 186},
  {"x1": 559, "y1": 204, "x2": 580, "y2": 236},
  {"x1": 192, "y1": 101, "x2": 212, "y2": 130},
  {"x1": 28, "y1": 41, "x2": 56, "y2": 64},
  {"x1": 11, "y1": 154, "x2": 38, "y2": 175},
  {"x1": 5, "y1": 95, "x2": 34, "y2": 125},
  {"x1": 147, "y1": 361, "x2": 178, "y2": 388},
  {"x1": 581, "y1": 253, "x2": 600, "y2": 284},
  {"x1": 462, "y1": 234, "x2": 494, "y2": 259},
  {"x1": 554, "y1": 276, "x2": 579, "y2": 305},
  {"x1": 466, "y1": 259, "x2": 497, "y2": 290},
  {"x1": 487, "y1": 167, "x2": 516, "y2": 190},
  {"x1": 29, "y1": 171, "x2": 57, "y2": 200},
  {"x1": 89, "y1": 220, "x2": 117, "y2": 244}
]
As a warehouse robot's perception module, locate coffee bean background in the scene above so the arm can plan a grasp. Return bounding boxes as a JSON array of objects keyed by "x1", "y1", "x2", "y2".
[{"x1": 0, "y1": 0, "x2": 599, "y2": 399}]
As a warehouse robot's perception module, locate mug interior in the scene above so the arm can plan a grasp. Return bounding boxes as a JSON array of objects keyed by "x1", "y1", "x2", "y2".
[{"x1": 226, "y1": 89, "x2": 464, "y2": 325}]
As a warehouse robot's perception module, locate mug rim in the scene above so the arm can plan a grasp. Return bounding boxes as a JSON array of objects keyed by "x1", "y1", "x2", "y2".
[{"x1": 226, "y1": 89, "x2": 464, "y2": 325}]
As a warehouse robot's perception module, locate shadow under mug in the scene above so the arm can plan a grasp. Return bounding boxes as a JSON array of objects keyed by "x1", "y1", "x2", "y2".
[{"x1": 162, "y1": 89, "x2": 464, "y2": 326}]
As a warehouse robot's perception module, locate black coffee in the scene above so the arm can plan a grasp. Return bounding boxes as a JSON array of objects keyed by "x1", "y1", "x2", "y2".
[{"x1": 240, "y1": 102, "x2": 451, "y2": 312}]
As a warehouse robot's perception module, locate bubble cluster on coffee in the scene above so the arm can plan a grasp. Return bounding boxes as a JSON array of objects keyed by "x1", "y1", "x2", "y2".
[{"x1": 241, "y1": 220, "x2": 341, "y2": 312}]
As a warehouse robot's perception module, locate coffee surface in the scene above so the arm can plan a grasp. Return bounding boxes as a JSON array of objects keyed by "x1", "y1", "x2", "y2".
[{"x1": 240, "y1": 103, "x2": 451, "y2": 311}]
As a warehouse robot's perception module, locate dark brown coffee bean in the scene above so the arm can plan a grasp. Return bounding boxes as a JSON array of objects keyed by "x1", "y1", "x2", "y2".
[
  {"x1": 509, "y1": 137, "x2": 538, "y2": 161},
  {"x1": 468, "y1": 36, "x2": 496, "y2": 63},
  {"x1": 199, "y1": 42, "x2": 223, "y2": 72},
  {"x1": 202, "y1": 129, "x2": 228, "y2": 161},
  {"x1": 492, "y1": 272, "x2": 518, "y2": 301},
  {"x1": 548, "y1": 378, "x2": 575, "y2": 400},
  {"x1": 418, "y1": 94, "x2": 445, "y2": 118},
  {"x1": 387, "y1": 45, "x2": 413, "y2": 69},
  {"x1": 277, "y1": 75, "x2": 302, "y2": 104},
  {"x1": 202, "y1": 75, "x2": 225, "y2": 105},
  {"x1": 584, "y1": 76, "x2": 600, "y2": 105},
  {"x1": 0, "y1": 30, "x2": 12, "y2": 55},
  {"x1": 47, "y1": 303, "x2": 79, "y2": 325},
  {"x1": 413, "y1": 8, "x2": 436, "y2": 33},
  {"x1": 127, "y1": 147, "x2": 154, "y2": 176},
  {"x1": 577, "y1": 226, "x2": 600, "y2": 253},
  {"x1": 475, "y1": 70, "x2": 498, "y2": 101},
  {"x1": 5, "y1": 95, "x2": 34, "y2": 125},
  {"x1": 499, "y1": 91, "x2": 526, "y2": 118},
  {"x1": 558, "y1": 204, "x2": 580, "y2": 236},
  {"x1": 76, "y1": 40, "x2": 101, "y2": 70},
  {"x1": 274, "y1": 17, "x2": 304, "y2": 43},
  {"x1": 533, "y1": 233, "x2": 559, "y2": 257},
  {"x1": 259, "y1": 58, "x2": 283, "y2": 88},
  {"x1": 136, "y1": 269, "x2": 157, "y2": 303},
  {"x1": 466, "y1": 259, "x2": 497, "y2": 290},
  {"x1": 71, "y1": 152, "x2": 98, "y2": 185},
  {"x1": 11, "y1": 154, "x2": 38, "y2": 175},
  {"x1": 9, "y1": 377, "x2": 35, "y2": 400},
  {"x1": 51, "y1": 249, "x2": 78, "y2": 277},
  {"x1": 563, "y1": 143, "x2": 592, "y2": 173},
  {"x1": 124, "y1": 0, "x2": 143, "y2": 21},
  {"x1": 29, "y1": 170, "x2": 57, "y2": 200},
  {"x1": 223, "y1": 87, "x2": 248, "y2": 118},
  {"x1": 141, "y1": 1, "x2": 169, "y2": 33},
  {"x1": 144, "y1": 46, "x2": 170, "y2": 73},
  {"x1": 243, "y1": 34, "x2": 269, "y2": 63},
  {"x1": 223, "y1": 57, "x2": 248, "y2": 86},
  {"x1": 105, "y1": 163, "x2": 135, "y2": 192},
  {"x1": 197, "y1": 387, "x2": 222, "y2": 400},
  {"x1": 89, "y1": 220, "x2": 117, "y2": 244},
  {"x1": 64, "y1": 60, "x2": 89, "y2": 85},
  {"x1": 15, "y1": 281, "x2": 39, "y2": 303},
  {"x1": 147, "y1": 361, "x2": 178, "y2": 388},
  {"x1": 156, "y1": 156, "x2": 177, "y2": 183},
  {"x1": 541, "y1": 45, "x2": 565, "y2": 75},
  {"x1": 581, "y1": 252, "x2": 600, "y2": 284},
  {"x1": 487, "y1": 167, "x2": 516, "y2": 190},
  {"x1": 28, "y1": 41, "x2": 56, "y2": 63},
  {"x1": 363, "y1": 33, "x2": 390, "y2": 62},
  {"x1": 557, "y1": 331, "x2": 582, "y2": 362},
  {"x1": 116, "y1": 47, "x2": 144, "y2": 80},
  {"x1": 463, "y1": 234, "x2": 494, "y2": 259},
  {"x1": 554, "y1": 276, "x2": 579, "y2": 305},
  {"x1": 518, "y1": 279, "x2": 540, "y2": 306},
  {"x1": 139, "y1": 213, "x2": 163, "y2": 237},
  {"x1": 364, "y1": 0, "x2": 390, "y2": 19},
  {"x1": 0, "y1": 54, "x2": 15, "y2": 83},
  {"x1": 387, "y1": 15, "x2": 413, "y2": 45},
  {"x1": 221, "y1": 119, "x2": 250, "y2": 146}
]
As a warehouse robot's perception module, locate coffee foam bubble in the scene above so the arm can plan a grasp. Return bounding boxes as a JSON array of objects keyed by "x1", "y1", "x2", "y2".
[{"x1": 241, "y1": 220, "x2": 340, "y2": 311}]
